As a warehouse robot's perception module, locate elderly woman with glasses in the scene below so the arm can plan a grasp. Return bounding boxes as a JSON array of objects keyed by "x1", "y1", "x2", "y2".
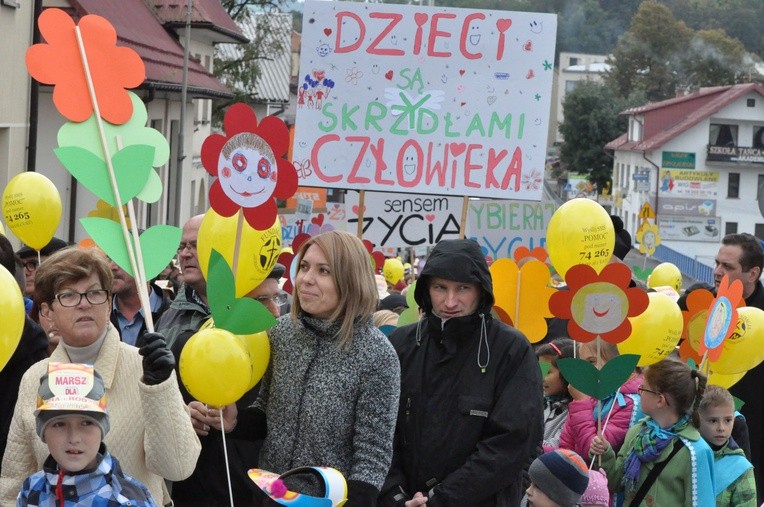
[{"x1": 0, "y1": 247, "x2": 201, "y2": 505}]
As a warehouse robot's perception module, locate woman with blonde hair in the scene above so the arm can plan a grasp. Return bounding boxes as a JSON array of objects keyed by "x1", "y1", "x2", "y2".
[{"x1": 225, "y1": 231, "x2": 400, "y2": 505}]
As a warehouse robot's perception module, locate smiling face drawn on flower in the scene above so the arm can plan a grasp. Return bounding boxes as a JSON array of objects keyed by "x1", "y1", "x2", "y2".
[
  {"x1": 570, "y1": 282, "x2": 627, "y2": 335},
  {"x1": 643, "y1": 231, "x2": 656, "y2": 249},
  {"x1": 218, "y1": 132, "x2": 277, "y2": 208}
]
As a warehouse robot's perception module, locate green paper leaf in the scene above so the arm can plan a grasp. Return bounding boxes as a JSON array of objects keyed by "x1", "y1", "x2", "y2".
[
  {"x1": 80, "y1": 218, "x2": 181, "y2": 280},
  {"x1": 733, "y1": 396, "x2": 745, "y2": 412},
  {"x1": 135, "y1": 169, "x2": 163, "y2": 204},
  {"x1": 539, "y1": 360, "x2": 551, "y2": 379},
  {"x1": 57, "y1": 91, "x2": 170, "y2": 168},
  {"x1": 207, "y1": 249, "x2": 277, "y2": 334},
  {"x1": 405, "y1": 280, "x2": 418, "y2": 309},
  {"x1": 558, "y1": 354, "x2": 640, "y2": 400},
  {"x1": 632, "y1": 266, "x2": 654, "y2": 282},
  {"x1": 55, "y1": 144, "x2": 155, "y2": 206}
]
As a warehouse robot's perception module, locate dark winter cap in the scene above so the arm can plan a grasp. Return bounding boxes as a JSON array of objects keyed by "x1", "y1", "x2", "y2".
[
  {"x1": 35, "y1": 363, "x2": 109, "y2": 442},
  {"x1": 379, "y1": 293, "x2": 408, "y2": 312},
  {"x1": 16, "y1": 237, "x2": 69, "y2": 259},
  {"x1": 267, "y1": 263, "x2": 286, "y2": 280},
  {"x1": 529, "y1": 449, "x2": 590, "y2": 507}
]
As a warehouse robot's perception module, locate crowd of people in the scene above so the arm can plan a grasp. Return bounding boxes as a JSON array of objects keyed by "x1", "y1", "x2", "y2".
[{"x1": 1, "y1": 219, "x2": 764, "y2": 506}]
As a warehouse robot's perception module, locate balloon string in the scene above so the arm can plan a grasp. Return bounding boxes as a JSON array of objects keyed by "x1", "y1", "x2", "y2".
[{"x1": 220, "y1": 410, "x2": 235, "y2": 507}]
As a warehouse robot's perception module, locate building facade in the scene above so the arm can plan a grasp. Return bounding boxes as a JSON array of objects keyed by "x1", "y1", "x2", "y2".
[{"x1": 608, "y1": 83, "x2": 764, "y2": 269}]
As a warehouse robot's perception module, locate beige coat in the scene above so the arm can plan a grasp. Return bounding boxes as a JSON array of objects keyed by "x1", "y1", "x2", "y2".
[{"x1": 0, "y1": 325, "x2": 200, "y2": 505}]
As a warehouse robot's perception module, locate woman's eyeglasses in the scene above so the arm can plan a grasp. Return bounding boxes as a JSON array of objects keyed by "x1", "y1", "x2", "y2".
[{"x1": 54, "y1": 289, "x2": 110, "y2": 307}]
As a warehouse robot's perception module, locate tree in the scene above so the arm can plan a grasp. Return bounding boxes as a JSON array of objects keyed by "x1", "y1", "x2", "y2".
[
  {"x1": 558, "y1": 81, "x2": 641, "y2": 191},
  {"x1": 681, "y1": 29, "x2": 751, "y2": 88},
  {"x1": 605, "y1": 1, "x2": 692, "y2": 101},
  {"x1": 213, "y1": 0, "x2": 292, "y2": 122}
]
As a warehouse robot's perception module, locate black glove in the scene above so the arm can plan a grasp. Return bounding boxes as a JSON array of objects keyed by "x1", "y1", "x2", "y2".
[
  {"x1": 345, "y1": 480, "x2": 378, "y2": 507},
  {"x1": 139, "y1": 332, "x2": 175, "y2": 385}
]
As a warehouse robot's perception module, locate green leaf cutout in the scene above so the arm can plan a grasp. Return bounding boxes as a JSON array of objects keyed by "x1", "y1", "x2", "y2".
[
  {"x1": 80, "y1": 218, "x2": 181, "y2": 280},
  {"x1": 734, "y1": 396, "x2": 745, "y2": 412},
  {"x1": 55, "y1": 144, "x2": 154, "y2": 206},
  {"x1": 539, "y1": 360, "x2": 552, "y2": 379},
  {"x1": 632, "y1": 266, "x2": 654, "y2": 282},
  {"x1": 558, "y1": 354, "x2": 641, "y2": 400},
  {"x1": 207, "y1": 249, "x2": 277, "y2": 335},
  {"x1": 57, "y1": 91, "x2": 170, "y2": 168}
]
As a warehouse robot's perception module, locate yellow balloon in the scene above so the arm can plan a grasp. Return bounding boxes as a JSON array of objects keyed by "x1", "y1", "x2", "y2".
[
  {"x1": 546, "y1": 198, "x2": 614, "y2": 278},
  {"x1": 708, "y1": 368, "x2": 745, "y2": 389},
  {"x1": 198, "y1": 319, "x2": 270, "y2": 392},
  {"x1": 239, "y1": 331, "x2": 270, "y2": 391},
  {"x1": 0, "y1": 264, "x2": 25, "y2": 372},
  {"x1": 619, "y1": 292, "x2": 683, "y2": 366},
  {"x1": 197, "y1": 209, "x2": 282, "y2": 297},
  {"x1": 383, "y1": 258, "x2": 405, "y2": 285},
  {"x1": 179, "y1": 328, "x2": 252, "y2": 406},
  {"x1": 0, "y1": 221, "x2": 5, "y2": 236},
  {"x1": 2, "y1": 172, "x2": 62, "y2": 250},
  {"x1": 710, "y1": 307, "x2": 764, "y2": 374},
  {"x1": 648, "y1": 263, "x2": 682, "y2": 292}
]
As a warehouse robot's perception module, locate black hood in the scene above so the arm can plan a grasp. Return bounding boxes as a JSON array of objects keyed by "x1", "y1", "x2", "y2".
[{"x1": 415, "y1": 239, "x2": 494, "y2": 314}]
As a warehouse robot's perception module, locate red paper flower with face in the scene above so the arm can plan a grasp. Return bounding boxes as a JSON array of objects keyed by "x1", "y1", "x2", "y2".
[
  {"x1": 201, "y1": 103, "x2": 298, "y2": 230},
  {"x1": 25, "y1": 8, "x2": 144, "y2": 124},
  {"x1": 549, "y1": 263, "x2": 649, "y2": 343}
]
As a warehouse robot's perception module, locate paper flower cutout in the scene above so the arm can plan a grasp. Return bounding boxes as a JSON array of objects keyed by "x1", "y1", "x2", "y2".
[
  {"x1": 679, "y1": 288, "x2": 715, "y2": 364},
  {"x1": 87, "y1": 200, "x2": 131, "y2": 228},
  {"x1": 363, "y1": 239, "x2": 386, "y2": 273},
  {"x1": 549, "y1": 263, "x2": 649, "y2": 343},
  {"x1": 277, "y1": 233, "x2": 311, "y2": 295},
  {"x1": 636, "y1": 222, "x2": 660, "y2": 256},
  {"x1": 201, "y1": 103, "x2": 298, "y2": 230},
  {"x1": 513, "y1": 246, "x2": 549, "y2": 265},
  {"x1": 699, "y1": 275, "x2": 743, "y2": 363},
  {"x1": 25, "y1": 8, "x2": 144, "y2": 124},
  {"x1": 490, "y1": 258, "x2": 555, "y2": 342}
]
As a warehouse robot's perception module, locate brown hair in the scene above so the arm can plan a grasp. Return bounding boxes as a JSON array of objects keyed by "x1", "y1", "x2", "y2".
[
  {"x1": 645, "y1": 358, "x2": 707, "y2": 415},
  {"x1": 290, "y1": 231, "x2": 378, "y2": 349},
  {"x1": 34, "y1": 247, "x2": 113, "y2": 306},
  {"x1": 698, "y1": 385, "x2": 734, "y2": 413}
]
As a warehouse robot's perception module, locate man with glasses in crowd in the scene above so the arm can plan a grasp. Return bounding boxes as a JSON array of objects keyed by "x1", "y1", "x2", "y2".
[
  {"x1": 16, "y1": 237, "x2": 68, "y2": 301},
  {"x1": 156, "y1": 215, "x2": 209, "y2": 350}
]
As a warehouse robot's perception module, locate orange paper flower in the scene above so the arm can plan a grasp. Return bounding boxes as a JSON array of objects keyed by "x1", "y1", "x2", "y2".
[
  {"x1": 26, "y1": 8, "x2": 145, "y2": 124},
  {"x1": 549, "y1": 263, "x2": 649, "y2": 343},
  {"x1": 679, "y1": 288, "x2": 715, "y2": 363},
  {"x1": 201, "y1": 103, "x2": 298, "y2": 231},
  {"x1": 699, "y1": 275, "x2": 744, "y2": 363}
]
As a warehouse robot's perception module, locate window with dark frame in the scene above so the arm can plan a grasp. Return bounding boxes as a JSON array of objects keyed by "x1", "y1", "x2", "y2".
[
  {"x1": 756, "y1": 224, "x2": 764, "y2": 242},
  {"x1": 709, "y1": 124, "x2": 738, "y2": 147},
  {"x1": 728, "y1": 173, "x2": 740, "y2": 198},
  {"x1": 725, "y1": 222, "x2": 738, "y2": 235},
  {"x1": 754, "y1": 126, "x2": 764, "y2": 149}
]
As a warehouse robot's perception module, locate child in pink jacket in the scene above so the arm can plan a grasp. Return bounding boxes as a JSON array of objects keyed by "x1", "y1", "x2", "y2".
[{"x1": 558, "y1": 339, "x2": 644, "y2": 461}]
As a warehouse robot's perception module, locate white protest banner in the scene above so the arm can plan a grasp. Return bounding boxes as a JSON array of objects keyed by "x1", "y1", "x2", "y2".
[
  {"x1": 279, "y1": 204, "x2": 347, "y2": 247},
  {"x1": 346, "y1": 191, "x2": 463, "y2": 248},
  {"x1": 468, "y1": 199, "x2": 555, "y2": 262},
  {"x1": 293, "y1": 1, "x2": 557, "y2": 200}
]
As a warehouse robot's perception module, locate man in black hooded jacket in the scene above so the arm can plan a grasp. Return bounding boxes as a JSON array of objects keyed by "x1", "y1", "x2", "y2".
[{"x1": 380, "y1": 239, "x2": 543, "y2": 507}]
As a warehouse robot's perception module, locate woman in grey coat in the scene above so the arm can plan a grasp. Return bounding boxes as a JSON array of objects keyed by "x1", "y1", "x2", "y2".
[{"x1": 223, "y1": 231, "x2": 400, "y2": 506}]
